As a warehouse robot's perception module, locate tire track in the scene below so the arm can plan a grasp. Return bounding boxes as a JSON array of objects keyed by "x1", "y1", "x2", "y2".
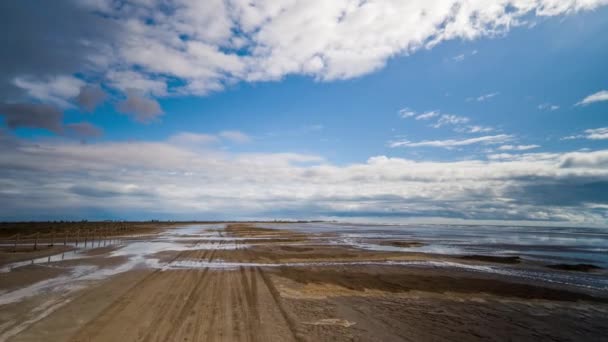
[
  {"x1": 157, "y1": 246, "x2": 220, "y2": 341},
  {"x1": 69, "y1": 229, "x2": 302, "y2": 342},
  {"x1": 257, "y1": 267, "x2": 302, "y2": 342},
  {"x1": 71, "y1": 239, "x2": 211, "y2": 341},
  {"x1": 141, "y1": 248, "x2": 215, "y2": 341}
]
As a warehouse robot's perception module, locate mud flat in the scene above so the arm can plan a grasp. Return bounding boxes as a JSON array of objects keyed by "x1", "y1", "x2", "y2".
[{"x1": 1, "y1": 223, "x2": 607, "y2": 341}]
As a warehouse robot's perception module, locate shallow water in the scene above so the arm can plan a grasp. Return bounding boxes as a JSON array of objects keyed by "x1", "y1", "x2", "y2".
[
  {"x1": 0, "y1": 222, "x2": 607, "y2": 342},
  {"x1": 264, "y1": 222, "x2": 608, "y2": 268},
  {"x1": 0, "y1": 224, "x2": 229, "y2": 301},
  {"x1": 2, "y1": 223, "x2": 607, "y2": 310}
]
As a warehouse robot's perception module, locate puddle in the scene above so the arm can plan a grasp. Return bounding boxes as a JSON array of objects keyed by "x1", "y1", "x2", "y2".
[{"x1": 0, "y1": 224, "x2": 230, "y2": 301}]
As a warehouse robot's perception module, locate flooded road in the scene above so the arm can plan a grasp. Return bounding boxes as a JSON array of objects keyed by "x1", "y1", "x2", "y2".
[{"x1": 1, "y1": 223, "x2": 607, "y2": 341}]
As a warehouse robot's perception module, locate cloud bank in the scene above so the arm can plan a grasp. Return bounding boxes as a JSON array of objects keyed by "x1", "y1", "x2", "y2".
[{"x1": 1, "y1": 134, "x2": 607, "y2": 225}]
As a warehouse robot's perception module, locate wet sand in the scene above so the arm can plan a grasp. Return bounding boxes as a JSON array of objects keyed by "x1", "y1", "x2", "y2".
[{"x1": 1, "y1": 223, "x2": 607, "y2": 341}]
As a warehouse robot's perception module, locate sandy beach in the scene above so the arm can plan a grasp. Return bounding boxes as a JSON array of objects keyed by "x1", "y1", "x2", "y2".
[{"x1": 1, "y1": 223, "x2": 607, "y2": 341}]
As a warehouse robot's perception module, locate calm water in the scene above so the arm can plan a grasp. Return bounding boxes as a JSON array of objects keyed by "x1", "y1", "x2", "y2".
[
  {"x1": 2, "y1": 223, "x2": 607, "y2": 299},
  {"x1": 263, "y1": 222, "x2": 608, "y2": 268}
]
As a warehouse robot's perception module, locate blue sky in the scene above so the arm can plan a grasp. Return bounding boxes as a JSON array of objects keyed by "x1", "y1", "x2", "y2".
[
  {"x1": 60, "y1": 5, "x2": 608, "y2": 162},
  {"x1": 1, "y1": 1, "x2": 608, "y2": 225}
]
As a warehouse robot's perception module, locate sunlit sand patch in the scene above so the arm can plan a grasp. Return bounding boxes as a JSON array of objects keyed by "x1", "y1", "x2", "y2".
[
  {"x1": 276, "y1": 282, "x2": 387, "y2": 300},
  {"x1": 303, "y1": 318, "x2": 356, "y2": 328}
]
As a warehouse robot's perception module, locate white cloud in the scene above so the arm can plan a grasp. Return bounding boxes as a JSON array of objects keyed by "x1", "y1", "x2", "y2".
[
  {"x1": 399, "y1": 108, "x2": 440, "y2": 120},
  {"x1": 468, "y1": 92, "x2": 499, "y2": 102},
  {"x1": 559, "y1": 150, "x2": 608, "y2": 168},
  {"x1": 452, "y1": 54, "x2": 466, "y2": 62},
  {"x1": 538, "y1": 103, "x2": 560, "y2": 111},
  {"x1": 498, "y1": 144, "x2": 540, "y2": 151},
  {"x1": 561, "y1": 127, "x2": 608, "y2": 140},
  {"x1": 431, "y1": 114, "x2": 470, "y2": 128},
  {"x1": 398, "y1": 108, "x2": 416, "y2": 118},
  {"x1": 13, "y1": 75, "x2": 84, "y2": 108},
  {"x1": 457, "y1": 125, "x2": 495, "y2": 133},
  {"x1": 585, "y1": 127, "x2": 608, "y2": 140},
  {"x1": 106, "y1": 70, "x2": 168, "y2": 97},
  {"x1": 576, "y1": 90, "x2": 608, "y2": 106},
  {"x1": 2, "y1": 136, "x2": 608, "y2": 225},
  {"x1": 390, "y1": 134, "x2": 513, "y2": 148},
  {"x1": 399, "y1": 108, "x2": 492, "y2": 133},
  {"x1": 8, "y1": 0, "x2": 605, "y2": 106},
  {"x1": 415, "y1": 111, "x2": 440, "y2": 120},
  {"x1": 452, "y1": 49, "x2": 479, "y2": 62}
]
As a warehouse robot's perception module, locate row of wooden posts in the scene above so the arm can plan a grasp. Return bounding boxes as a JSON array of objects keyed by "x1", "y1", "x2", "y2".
[{"x1": 6, "y1": 225, "x2": 135, "y2": 252}]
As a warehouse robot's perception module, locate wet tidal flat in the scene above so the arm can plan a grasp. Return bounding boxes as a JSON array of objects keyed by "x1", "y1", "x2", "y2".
[{"x1": 1, "y1": 222, "x2": 607, "y2": 341}]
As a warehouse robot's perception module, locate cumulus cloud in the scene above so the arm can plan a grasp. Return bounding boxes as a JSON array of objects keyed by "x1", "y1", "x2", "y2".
[
  {"x1": 390, "y1": 134, "x2": 513, "y2": 148},
  {"x1": 585, "y1": 127, "x2": 608, "y2": 140},
  {"x1": 1, "y1": 135, "x2": 607, "y2": 225},
  {"x1": 13, "y1": 75, "x2": 84, "y2": 109},
  {"x1": 0, "y1": 103, "x2": 63, "y2": 133},
  {"x1": 576, "y1": 90, "x2": 608, "y2": 106},
  {"x1": 559, "y1": 150, "x2": 608, "y2": 169},
  {"x1": 116, "y1": 89, "x2": 163, "y2": 123},
  {"x1": 0, "y1": 103, "x2": 105, "y2": 141},
  {"x1": 76, "y1": 84, "x2": 107, "y2": 112},
  {"x1": 3, "y1": 0, "x2": 607, "y2": 108}
]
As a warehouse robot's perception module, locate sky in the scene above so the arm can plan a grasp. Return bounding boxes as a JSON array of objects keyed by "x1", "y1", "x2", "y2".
[{"x1": 1, "y1": 0, "x2": 608, "y2": 226}]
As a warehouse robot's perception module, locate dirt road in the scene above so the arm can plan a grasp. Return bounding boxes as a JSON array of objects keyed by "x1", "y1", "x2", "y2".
[{"x1": 72, "y1": 270, "x2": 296, "y2": 341}]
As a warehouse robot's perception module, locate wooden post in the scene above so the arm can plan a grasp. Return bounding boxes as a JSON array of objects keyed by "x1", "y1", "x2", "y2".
[
  {"x1": 50, "y1": 230, "x2": 55, "y2": 247},
  {"x1": 76, "y1": 229, "x2": 80, "y2": 247},
  {"x1": 13, "y1": 234, "x2": 19, "y2": 252},
  {"x1": 64, "y1": 230, "x2": 68, "y2": 246},
  {"x1": 34, "y1": 232, "x2": 39, "y2": 251}
]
